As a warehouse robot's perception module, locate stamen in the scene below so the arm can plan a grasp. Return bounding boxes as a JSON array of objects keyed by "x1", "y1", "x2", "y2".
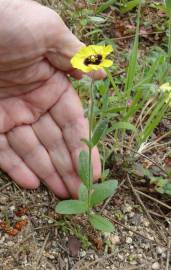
[{"x1": 84, "y1": 54, "x2": 102, "y2": 66}]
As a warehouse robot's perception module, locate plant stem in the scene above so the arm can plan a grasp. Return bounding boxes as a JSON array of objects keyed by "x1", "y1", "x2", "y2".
[
  {"x1": 104, "y1": 67, "x2": 120, "y2": 97},
  {"x1": 87, "y1": 79, "x2": 94, "y2": 213},
  {"x1": 168, "y1": 17, "x2": 171, "y2": 59}
]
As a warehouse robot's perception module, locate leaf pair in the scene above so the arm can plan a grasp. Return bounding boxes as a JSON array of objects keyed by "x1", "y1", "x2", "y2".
[
  {"x1": 79, "y1": 119, "x2": 108, "y2": 187},
  {"x1": 56, "y1": 180, "x2": 118, "y2": 215}
]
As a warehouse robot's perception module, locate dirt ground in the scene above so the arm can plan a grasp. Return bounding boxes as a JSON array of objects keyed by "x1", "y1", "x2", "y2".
[
  {"x1": 0, "y1": 169, "x2": 171, "y2": 270},
  {"x1": 0, "y1": 1, "x2": 171, "y2": 269}
]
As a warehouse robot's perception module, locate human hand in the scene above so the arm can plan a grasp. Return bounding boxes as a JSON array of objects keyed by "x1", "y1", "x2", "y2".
[{"x1": 0, "y1": 0, "x2": 103, "y2": 197}]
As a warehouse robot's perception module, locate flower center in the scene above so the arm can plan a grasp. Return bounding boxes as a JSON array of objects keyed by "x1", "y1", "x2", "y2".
[{"x1": 84, "y1": 54, "x2": 102, "y2": 66}]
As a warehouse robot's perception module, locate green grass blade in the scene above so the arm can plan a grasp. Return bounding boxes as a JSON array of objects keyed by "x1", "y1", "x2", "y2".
[
  {"x1": 121, "y1": 0, "x2": 141, "y2": 14},
  {"x1": 124, "y1": 2, "x2": 142, "y2": 97},
  {"x1": 96, "y1": 0, "x2": 116, "y2": 14}
]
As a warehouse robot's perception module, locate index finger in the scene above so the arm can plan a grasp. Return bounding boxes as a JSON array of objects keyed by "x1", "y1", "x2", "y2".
[{"x1": 50, "y1": 81, "x2": 101, "y2": 181}]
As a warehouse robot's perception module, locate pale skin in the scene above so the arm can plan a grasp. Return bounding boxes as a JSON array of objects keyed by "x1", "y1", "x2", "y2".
[{"x1": 0, "y1": 0, "x2": 104, "y2": 198}]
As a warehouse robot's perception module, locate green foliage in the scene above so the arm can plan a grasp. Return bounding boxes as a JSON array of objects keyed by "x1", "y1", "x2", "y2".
[
  {"x1": 92, "y1": 119, "x2": 108, "y2": 146},
  {"x1": 166, "y1": 0, "x2": 171, "y2": 15},
  {"x1": 124, "y1": 1, "x2": 141, "y2": 96},
  {"x1": 110, "y1": 122, "x2": 137, "y2": 133},
  {"x1": 151, "y1": 177, "x2": 171, "y2": 195},
  {"x1": 91, "y1": 180, "x2": 118, "y2": 207},
  {"x1": 55, "y1": 0, "x2": 171, "y2": 235},
  {"x1": 132, "y1": 164, "x2": 171, "y2": 197},
  {"x1": 79, "y1": 151, "x2": 92, "y2": 188},
  {"x1": 121, "y1": 0, "x2": 141, "y2": 14},
  {"x1": 96, "y1": 0, "x2": 116, "y2": 14},
  {"x1": 55, "y1": 200, "x2": 88, "y2": 215},
  {"x1": 79, "y1": 184, "x2": 89, "y2": 201},
  {"x1": 89, "y1": 214, "x2": 114, "y2": 232}
]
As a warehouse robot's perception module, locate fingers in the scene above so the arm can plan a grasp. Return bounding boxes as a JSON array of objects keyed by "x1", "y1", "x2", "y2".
[
  {"x1": 50, "y1": 83, "x2": 101, "y2": 180},
  {"x1": 7, "y1": 125, "x2": 69, "y2": 198},
  {"x1": 44, "y1": 12, "x2": 105, "y2": 80},
  {"x1": 0, "y1": 71, "x2": 69, "y2": 133},
  {"x1": 32, "y1": 113, "x2": 82, "y2": 198},
  {"x1": 68, "y1": 68, "x2": 106, "y2": 80},
  {"x1": 0, "y1": 134, "x2": 40, "y2": 189}
]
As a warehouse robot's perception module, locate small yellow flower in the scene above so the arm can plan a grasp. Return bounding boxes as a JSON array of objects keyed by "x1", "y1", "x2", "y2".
[
  {"x1": 71, "y1": 45, "x2": 113, "y2": 73},
  {"x1": 159, "y1": 82, "x2": 171, "y2": 105}
]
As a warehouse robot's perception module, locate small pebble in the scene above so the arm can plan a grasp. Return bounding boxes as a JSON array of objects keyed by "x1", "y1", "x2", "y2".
[
  {"x1": 80, "y1": 251, "x2": 86, "y2": 257},
  {"x1": 128, "y1": 212, "x2": 135, "y2": 218},
  {"x1": 118, "y1": 254, "x2": 124, "y2": 261},
  {"x1": 0, "y1": 195, "x2": 8, "y2": 205},
  {"x1": 123, "y1": 204, "x2": 132, "y2": 213},
  {"x1": 9, "y1": 205, "x2": 15, "y2": 211},
  {"x1": 126, "y1": 237, "x2": 133, "y2": 244},
  {"x1": 110, "y1": 235, "x2": 120, "y2": 245},
  {"x1": 144, "y1": 219, "x2": 150, "y2": 227},
  {"x1": 103, "y1": 232, "x2": 110, "y2": 240},
  {"x1": 152, "y1": 262, "x2": 160, "y2": 270},
  {"x1": 156, "y1": 246, "x2": 166, "y2": 255}
]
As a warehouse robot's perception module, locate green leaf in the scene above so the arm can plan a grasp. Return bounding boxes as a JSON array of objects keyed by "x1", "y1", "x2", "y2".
[
  {"x1": 79, "y1": 184, "x2": 88, "y2": 201},
  {"x1": 55, "y1": 200, "x2": 88, "y2": 215},
  {"x1": 92, "y1": 120, "x2": 108, "y2": 146},
  {"x1": 121, "y1": 0, "x2": 141, "y2": 14},
  {"x1": 79, "y1": 151, "x2": 91, "y2": 187},
  {"x1": 164, "y1": 182, "x2": 171, "y2": 195},
  {"x1": 166, "y1": 0, "x2": 171, "y2": 15},
  {"x1": 91, "y1": 180, "x2": 118, "y2": 207},
  {"x1": 81, "y1": 138, "x2": 92, "y2": 148},
  {"x1": 89, "y1": 214, "x2": 114, "y2": 232},
  {"x1": 124, "y1": 1, "x2": 141, "y2": 97},
  {"x1": 89, "y1": 16, "x2": 106, "y2": 24},
  {"x1": 110, "y1": 122, "x2": 137, "y2": 133},
  {"x1": 96, "y1": 0, "x2": 116, "y2": 14}
]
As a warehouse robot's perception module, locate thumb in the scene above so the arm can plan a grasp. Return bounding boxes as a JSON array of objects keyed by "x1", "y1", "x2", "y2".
[{"x1": 45, "y1": 13, "x2": 105, "y2": 80}]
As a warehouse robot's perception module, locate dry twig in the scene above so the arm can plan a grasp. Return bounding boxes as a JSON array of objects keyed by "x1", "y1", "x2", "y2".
[
  {"x1": 127, "y1": 174, "x2": 166, "y2": 243},
  {"x1": 34, "y1": 233, "x2": 49, "y2": 269}
]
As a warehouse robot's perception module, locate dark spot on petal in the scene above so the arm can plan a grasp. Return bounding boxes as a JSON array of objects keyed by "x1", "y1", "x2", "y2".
[{"x1": 84, "y1": 54, "x2": 102, "y2": 66}]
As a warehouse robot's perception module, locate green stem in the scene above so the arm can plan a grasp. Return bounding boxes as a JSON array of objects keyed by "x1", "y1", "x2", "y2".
[
  {"x1": 168, "y1": 17, "x2": 171, "y2": 59},
  {"x1": 87, "y1": 79, "x2": 94, "y2": 214},
  {"x1": 104, "y1": 67, "x2": 121, "y2": 97}
]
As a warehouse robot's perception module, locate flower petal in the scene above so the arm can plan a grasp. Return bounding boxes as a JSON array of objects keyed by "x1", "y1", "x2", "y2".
[
  {"x1": 70, "y1": 45, "x2": 113, "y2": 72},
  {"x1": 100, "y1": 59, "x2": 113, "y2": 68}
]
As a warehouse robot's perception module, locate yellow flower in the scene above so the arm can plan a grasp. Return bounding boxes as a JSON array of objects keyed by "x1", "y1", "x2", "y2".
[
  {"x1": 159, "y1": 82, "x2": 171, "y2": 105},
  {"x1": 71, "y1": 45, "x2": 113, "y2": 72}
]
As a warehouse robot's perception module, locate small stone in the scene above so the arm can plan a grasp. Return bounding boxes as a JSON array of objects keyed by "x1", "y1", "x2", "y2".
[
  {"x1": 142, "y1": 243, "x2": 150, "y2": 250},
  {"x1": 67, "y1": 236, "x2": 81, "y2": 257},
  {"x1": 126, "y1": 237, "x2": 133, "y2": 244},
  {"x1": 80, "y1": 251, "x2": 86, "y2": 257},
  {"x1": 48, "y1": 219, "x2": 54, "y2": 224},
  {"x1": 143, "y1": 219, "x2": 150, "y2": 227},
  {"x1": 123, "y1": 204, "x2": 132, "y2": 213},
  {"x1": 0, "y1": 195, "x2": 8, "y2": 205},
  {"x1": 90, "y1": 254, "x2": 94, "y2": 260},
  {"x1": 130, "y1": 260, "x2": 137, "y2": 265},
  {"x1": 103, "y1": 232, "x2": 110, "y2": 240},
  {"x1": 0, "y1": 236, "x2": 5, "y2": 244},
  {"x1": 118, "y1": 254, "x2": 124, "y2": 261},
  {"x1": 9, "y1": 205, "x2": 15, "y2": 211},
  {"x1": 128, "y1": 231, "x2": 133, "y2": 236},
  {"x1": 45, "y1": 253, "x2": 55, "y2": 260},
  {"x1": 152, "y1": 262, "x2": 160, "y2": 270},
  {"x1": 7, "y1": 241, "x2": 14, "y2": 247},
  {"x1": 130, "y1": 214, "x2": 142, "y2": 226},
  {"x1": 128, "y1": 212, "x2": 135, "y2": 218},
  {"x1": 156, "y1": 246, "x2": 166, "y2": 255},
  {"x1": 110, "y1": 235, "x2": 120, "y2": 245}
]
